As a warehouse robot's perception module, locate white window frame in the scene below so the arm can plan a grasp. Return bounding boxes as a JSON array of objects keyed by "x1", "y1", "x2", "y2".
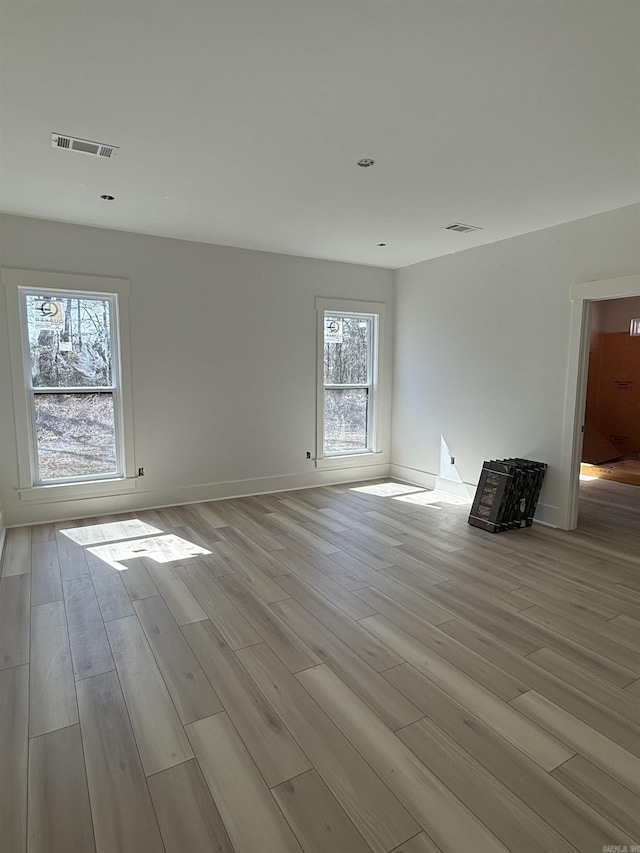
[
  {"x1": 2, "y1": 269, "x2": 137, "y2": 503},
  {"x1": 315, "y1": 297, "x2": 386, "y2": 469}
]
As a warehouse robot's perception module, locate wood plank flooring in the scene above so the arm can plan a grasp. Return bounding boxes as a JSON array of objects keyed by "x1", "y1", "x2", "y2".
[{"x1": 0, "y1": 476, "x2": 639, "y2": 852}]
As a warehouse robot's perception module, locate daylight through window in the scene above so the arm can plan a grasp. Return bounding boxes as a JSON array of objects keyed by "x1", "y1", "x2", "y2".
[
  {"x1": 23, "y1": 290, "x2": 123, "y2": 484},
  {"x1": 323, "y1": 313, "x2": 375, "y2": 455}
]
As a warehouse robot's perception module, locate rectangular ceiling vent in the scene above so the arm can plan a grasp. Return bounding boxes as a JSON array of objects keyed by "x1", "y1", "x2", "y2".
[
  {"x1": 442, "y1": 222, "x2": 482, "y2": 233},
  {"x1": 51, "y1": 133, "x2": 119, "y2": 159}
]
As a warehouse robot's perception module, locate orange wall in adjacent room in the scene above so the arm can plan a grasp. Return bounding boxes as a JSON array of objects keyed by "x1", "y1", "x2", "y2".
[{"x1": 585, "y1": 303, "x2": 640, "y2": 455}]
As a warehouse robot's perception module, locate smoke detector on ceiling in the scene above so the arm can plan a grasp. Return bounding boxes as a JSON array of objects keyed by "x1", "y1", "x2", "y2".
[
  {"x1": 442, "y1": 222, "x2": 482, "y2": 233},
  {"x1": 51, "y1": 133, "x2": 119, "y2": 159}
]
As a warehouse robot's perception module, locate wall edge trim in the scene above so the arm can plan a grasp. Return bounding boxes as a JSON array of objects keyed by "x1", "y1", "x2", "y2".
[{"x1": 3, "y1": 463, "x2": 392, "y2": 526}]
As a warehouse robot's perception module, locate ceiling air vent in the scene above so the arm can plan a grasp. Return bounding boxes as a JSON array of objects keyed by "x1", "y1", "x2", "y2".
[
  {"x1": 51, "y1": 133, "x2": 119, "y2": 158},
  {"x1": 442, "y1": 222, "x2": 482, "y2": 233}
]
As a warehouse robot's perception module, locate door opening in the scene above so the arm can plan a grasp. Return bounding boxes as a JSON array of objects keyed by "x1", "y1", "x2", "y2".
[
  {"x1": 560, "y1": 275, "x2": 640, "y2": 530},
  {"x1": 581, "y1": 296, "x2": 640, "y2": 487}
]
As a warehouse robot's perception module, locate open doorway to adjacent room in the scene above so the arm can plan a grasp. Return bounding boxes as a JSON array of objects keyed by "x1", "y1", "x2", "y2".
[
  {"x1": 581, "y1": 295, "x2": 640, "y2": 487},
  {"x1": 562, "y1": 274, "x2": 640, "y2": 531}
]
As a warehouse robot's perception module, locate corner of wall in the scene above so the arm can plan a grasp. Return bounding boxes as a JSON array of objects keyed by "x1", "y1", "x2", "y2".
[{"x1": 388, "y1": 464, "x2": 436, "y2": 491}]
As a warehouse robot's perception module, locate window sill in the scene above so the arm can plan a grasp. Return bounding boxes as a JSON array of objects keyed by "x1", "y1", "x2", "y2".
[
  {"x1": 315, "y1": 451, "x2": 385, "y2": 470},
  {"x1": 18, "y1": 477, "x2": 138, "y2": 504}
]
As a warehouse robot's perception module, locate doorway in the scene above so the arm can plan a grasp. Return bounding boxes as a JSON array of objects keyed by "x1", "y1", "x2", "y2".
[
  {"x1": 560, "y1": 274, "x2": 640, "y2": 530},
  {"x1": 581, "y1": 295, "x2": 640, "y2": 487}
]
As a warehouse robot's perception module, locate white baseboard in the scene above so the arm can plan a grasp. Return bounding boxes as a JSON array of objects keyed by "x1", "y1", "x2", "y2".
[
  {"x1": 388, "y1": 464, "x2": 437, "y2": 491},
  {"x1": 390, "y1": 464, "x2": 475, "y2": 500},
  {"x1": 391, "y1": 464, "x2": 559, "y2": 525},
  {"x1": 434, "y1": 476, "x2": 474, "y2": 500},
  {"x1": 4, "y1": 463, "x2": 391, "y2": 526},
  {"x1": 4, "y1": 460, "x2": 559, "y2": 529},
  {"x1": 531, "y1": 503, "x2": 558, "y2": 527}
]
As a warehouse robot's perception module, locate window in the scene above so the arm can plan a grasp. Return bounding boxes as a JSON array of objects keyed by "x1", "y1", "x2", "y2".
[
  {"x1": 316, "y1": 297, "x2": 385, "y2": 466},
  {"x1": 23, "y1": 290, "x2": 122, "y2": 483},
  {"x1": 323, "y1": 313, "x2": 375, "y2": 454},
  {"x1": 3, "y1": 269, "x2": 135, "y2": 500}
]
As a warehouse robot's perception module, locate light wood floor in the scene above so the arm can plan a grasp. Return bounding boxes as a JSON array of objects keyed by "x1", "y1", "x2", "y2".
[
  {"x1": 581, "y1": 457, "x2": 640, "y2": 488},
  {"x1": 1, "y1": 478, "x2": 639, "y2": 853}
]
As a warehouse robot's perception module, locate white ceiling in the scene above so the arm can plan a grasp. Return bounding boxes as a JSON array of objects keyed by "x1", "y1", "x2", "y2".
[{"x1": 1, "y1": 1, "x2": 638, "y2": 269}]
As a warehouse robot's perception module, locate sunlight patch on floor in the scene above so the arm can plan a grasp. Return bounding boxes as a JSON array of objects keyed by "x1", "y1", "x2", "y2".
[
  {"x1": 60, "y1": 519, "x2": 162, "y2": 546},
  {"x1": 393, "y1": 489, "x2": 471, "y2": 507},
  {"x1": 350, "y1": 483, "x2": 424, "y2": 497},
  {"x1": 88, "y1": 533, "x2": 211, "y2": 571}
]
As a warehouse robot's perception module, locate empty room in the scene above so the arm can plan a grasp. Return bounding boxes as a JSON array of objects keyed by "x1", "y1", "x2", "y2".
[{"x1": 0, "y1": 2, "x2": 639, "y2": 852}]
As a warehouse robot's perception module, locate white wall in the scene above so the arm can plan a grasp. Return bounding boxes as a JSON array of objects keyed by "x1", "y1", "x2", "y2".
[
  {"x1": 0, "y1": 214, "x2": 394, "y2": 525},
  {"x1": 601, "y1": 295, "x2": 640, "y2": 333},
  {"x1": 590, "y1": 300, "x2": 605, "y2": 335},
  {"x1": 391, "y1": 204, "x2": 640, "y2": 527}
]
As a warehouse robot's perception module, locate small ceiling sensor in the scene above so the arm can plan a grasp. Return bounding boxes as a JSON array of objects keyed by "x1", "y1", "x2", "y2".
[
  {"x1": 377, "y1": 243, "x2": 387, "y2": 247},
  {"x1": 100, "y1": 194, "x2": 115, "y2": 201},
  {"x1": 357, "y1": 158, "x2": 375, "y2": 167}
]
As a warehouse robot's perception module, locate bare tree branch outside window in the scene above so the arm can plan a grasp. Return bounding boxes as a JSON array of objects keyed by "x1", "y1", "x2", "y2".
[{"x1": 324, "y1": 315, "x2": 372, "y2": 453}]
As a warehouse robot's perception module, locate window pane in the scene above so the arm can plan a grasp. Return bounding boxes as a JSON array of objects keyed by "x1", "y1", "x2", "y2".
[
  {"x1": 324, "y1": 388, "x2": 368, "y2": 453},
  {"x1": 26, "y1": 294, "x2": 112, "y2": 387},
  {"x1": 324, "y1": 315, "x2": 371, "y2": 385},
  {"x1": 34, "y1": 393, "x2": 117, "y2": 481}
]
